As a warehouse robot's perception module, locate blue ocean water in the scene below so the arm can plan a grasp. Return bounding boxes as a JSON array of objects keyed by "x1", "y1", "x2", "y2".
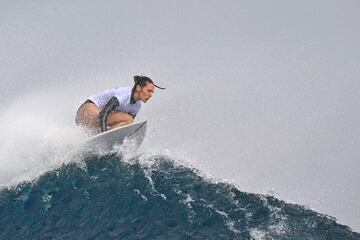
[{"x1": 0, "y1": 153, "x2": 359, "y2": 240}]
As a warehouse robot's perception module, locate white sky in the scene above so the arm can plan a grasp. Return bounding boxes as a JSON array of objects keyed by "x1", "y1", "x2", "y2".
[{"x1": 0, "y1": 0, "x2": 359, "y2": 232}]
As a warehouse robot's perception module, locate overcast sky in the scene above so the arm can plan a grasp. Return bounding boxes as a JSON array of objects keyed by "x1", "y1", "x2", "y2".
[{"x1": 1, "y1": 0, "x2": 359, "y2": 231}]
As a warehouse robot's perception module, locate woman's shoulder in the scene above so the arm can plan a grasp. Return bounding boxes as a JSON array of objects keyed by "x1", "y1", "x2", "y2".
[
  {"x1": 114, "y1": 86, "x2": 132, "y2": 93},
  {"x1": 113, "y1": 87, "x2": 132, "y2": 103}
]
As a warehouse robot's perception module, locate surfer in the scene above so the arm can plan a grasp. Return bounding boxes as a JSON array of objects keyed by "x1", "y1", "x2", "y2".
[{"x1": 75, "y1": 75, "x2": 165, "y2": 133}]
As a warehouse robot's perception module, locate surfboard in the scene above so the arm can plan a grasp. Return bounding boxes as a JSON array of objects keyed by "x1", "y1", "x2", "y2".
[{"x1": 83, "y1": 120, "x2": 147, "y2": 152}]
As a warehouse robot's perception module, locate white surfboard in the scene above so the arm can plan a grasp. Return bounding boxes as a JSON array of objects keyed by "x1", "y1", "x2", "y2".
[{"x1": 83, "y1": 120, "x2": 147, "y2": 152}]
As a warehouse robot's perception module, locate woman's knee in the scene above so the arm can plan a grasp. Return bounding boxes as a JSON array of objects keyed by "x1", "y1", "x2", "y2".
[
  {"x1": 123, "y1": 114, "x2": 134, "y2": 123},
  {"x1": 108, "y1": 112, "x2": 133, "y2": 125}
]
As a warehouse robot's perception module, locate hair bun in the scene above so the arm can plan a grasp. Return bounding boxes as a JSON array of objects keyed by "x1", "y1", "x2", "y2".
[{"x1": 134, "y1": 75, "x2": 141, "y2": 82}]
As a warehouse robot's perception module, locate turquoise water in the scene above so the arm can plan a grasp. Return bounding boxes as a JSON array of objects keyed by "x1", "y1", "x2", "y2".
[{"x1": 0, "y1": 153, "x2": 359, "y2": 239}]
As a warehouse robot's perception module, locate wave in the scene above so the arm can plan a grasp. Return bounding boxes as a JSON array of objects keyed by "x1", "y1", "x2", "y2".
[{"x1": 0, "y1": 153, "x2": 359, "y2": 240}]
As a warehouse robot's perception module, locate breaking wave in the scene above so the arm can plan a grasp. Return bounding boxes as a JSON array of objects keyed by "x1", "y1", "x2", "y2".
[{"x1": 0, "y1": 152, "x2": 359, "y2": 240}]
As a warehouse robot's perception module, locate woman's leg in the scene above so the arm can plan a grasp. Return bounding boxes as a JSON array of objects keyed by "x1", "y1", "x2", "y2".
[
  {"x1": 107, "y1": 112, "x2": 134, "y2": 130},
  {"x1": 75, "y1": 103, "x2": 102, "y2": 129},
  {"x1": 76, "y1": 102, "x2": 134, "y2": 131}
]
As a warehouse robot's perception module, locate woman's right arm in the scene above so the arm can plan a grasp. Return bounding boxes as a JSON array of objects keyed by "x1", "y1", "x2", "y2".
[{"x1": 99, "y1": 96, "x2": 119, "y2": 132}]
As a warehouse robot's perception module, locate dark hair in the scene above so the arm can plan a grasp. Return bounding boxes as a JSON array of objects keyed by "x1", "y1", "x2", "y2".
[
  {"x1": 133, "y1": 75, "x2": 154, "y2": 88},
  {"x1": 132, "y1": 75, "x2": 166, "y2": 90}
]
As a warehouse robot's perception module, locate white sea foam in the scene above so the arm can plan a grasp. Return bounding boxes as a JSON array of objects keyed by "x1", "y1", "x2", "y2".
[{"x1": 0, "y1": 91, "x2": 88, "y2": 189}]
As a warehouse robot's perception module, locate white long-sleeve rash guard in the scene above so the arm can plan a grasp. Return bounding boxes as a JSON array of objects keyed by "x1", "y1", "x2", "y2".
[{"x1": 88, "y1": 87, "x2": 141, "y2": 131}]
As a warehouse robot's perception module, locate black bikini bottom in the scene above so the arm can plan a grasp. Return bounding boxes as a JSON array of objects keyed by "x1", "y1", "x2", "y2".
[{"x1": 75, "y1": 99, "x2": 95, "y2": 124}]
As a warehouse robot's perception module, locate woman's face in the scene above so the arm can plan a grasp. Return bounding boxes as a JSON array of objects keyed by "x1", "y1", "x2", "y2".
[{"x1": 137, "y1": 82, "x2": 154, "y2": 103}]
